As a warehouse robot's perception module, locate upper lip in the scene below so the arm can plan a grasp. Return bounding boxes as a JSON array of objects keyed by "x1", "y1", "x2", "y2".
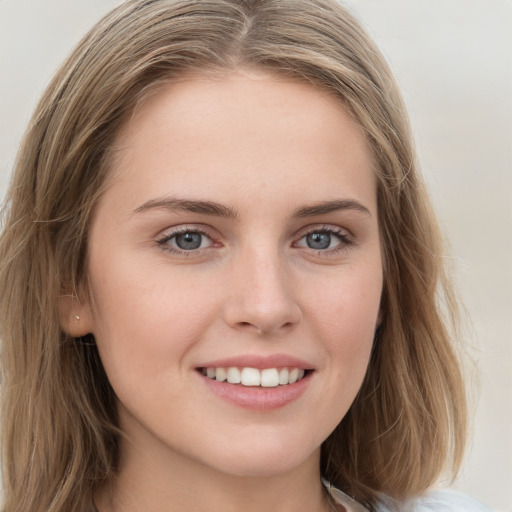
[{"x1": 196, "y1": 354, "x2": 314, "y2": 370}]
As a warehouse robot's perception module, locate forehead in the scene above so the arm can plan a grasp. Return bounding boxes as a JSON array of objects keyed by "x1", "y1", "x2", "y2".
[{"x1": 104, "y1": 70, "x2": 376, "y2": 215}]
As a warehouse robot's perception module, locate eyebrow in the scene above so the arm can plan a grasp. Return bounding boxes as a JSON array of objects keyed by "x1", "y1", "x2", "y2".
[
  {"x1": 292, "y1": 199, "x2": 371, "y2": 218},
  {"x1": 133, "y1": 197, "x2": 238, "y2": 218},
  {"x1": 133, "y1": 197, "x2": 371, "y2": 218}
]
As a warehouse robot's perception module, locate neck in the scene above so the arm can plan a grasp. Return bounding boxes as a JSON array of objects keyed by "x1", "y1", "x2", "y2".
[{"x1": 94, "y1": 438, "x2": 332, "y2": 512}]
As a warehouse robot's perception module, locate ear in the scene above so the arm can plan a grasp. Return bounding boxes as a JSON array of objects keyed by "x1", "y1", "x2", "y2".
[{"x1": 58, "y1": 291, "x2": 95, "y2": 338}]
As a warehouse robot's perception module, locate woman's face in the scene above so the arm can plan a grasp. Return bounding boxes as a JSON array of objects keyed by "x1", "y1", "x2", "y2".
[{"x1": 79, "y1": 71, "x2": 383, "y2": 478}]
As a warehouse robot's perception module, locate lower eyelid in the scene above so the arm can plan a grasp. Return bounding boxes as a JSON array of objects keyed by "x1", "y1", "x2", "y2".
[
  {"x1": 155, "y1": 225, "x2": 353, "y2": 255},
  {"x1": 156, "y1": 227, "x2": 215, "y2": 251},
  {"x1": 296, "y1": 228, "x2": 351, "y2": 242}
]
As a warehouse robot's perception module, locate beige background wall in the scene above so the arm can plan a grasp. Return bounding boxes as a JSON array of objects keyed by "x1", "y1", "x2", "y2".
[{"x1": 1, "y1": 1, "x2": 510, "y2": 510}]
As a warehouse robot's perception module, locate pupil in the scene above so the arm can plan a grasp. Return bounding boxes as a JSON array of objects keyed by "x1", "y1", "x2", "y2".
[
  {"x1": 307, "y1": 232, "x2": 331, "y2": 250},
  {"x1": 176, "y1": 232, "x2": 202, "y2": 250}
]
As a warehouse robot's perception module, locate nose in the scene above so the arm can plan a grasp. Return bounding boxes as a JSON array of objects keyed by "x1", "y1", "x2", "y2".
[{"x1": 223, "y1": 247, "x2": 302, "y2": 336}]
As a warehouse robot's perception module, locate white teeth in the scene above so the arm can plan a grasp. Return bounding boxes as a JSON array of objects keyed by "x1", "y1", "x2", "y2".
[
  {"x1": 216, "y1": 367, "x2": 227, "y2": 382},
  {"x1": 203, "y1": 366, "x2": 307, "y2": 387},
  {"x1": 226, "y1": 367, "x2": 241, "y2": 384},
  {"x1": 241, "y1": 367, "x2": 260, "y2": 386},
  {"x1": 288, "y1": 368, "x2": 300, "y2": 384},
  {"x1": 261, "y1": 368, "x2": 279, "y2": 387},
  {"x1": 278, "y1": 368, "x2": 289, "y2": 385}
]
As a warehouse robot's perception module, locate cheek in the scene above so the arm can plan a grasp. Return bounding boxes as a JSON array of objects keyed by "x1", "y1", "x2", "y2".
[
  {"x1": 306, "y1": 265, "x2": 382, "y2": 375},
  {"x1": 87, "y1": 260, "x2": 220, "y2": 391},
  {"x1": 311, "y1": 263, "x2": 382, "y2": 329}
]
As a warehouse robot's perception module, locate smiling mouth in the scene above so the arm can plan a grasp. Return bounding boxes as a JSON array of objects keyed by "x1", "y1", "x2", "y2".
[{"x1": 198, "y1": 367, "x2": 310, "y2": 387}]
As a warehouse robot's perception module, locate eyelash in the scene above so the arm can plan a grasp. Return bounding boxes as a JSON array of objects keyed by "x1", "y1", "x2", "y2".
[
  {"x1": 156, "y1": 226, "x2": 217, "y2": 255},
  {"x1": 156, "y1": 224, "x2": 353, "y2": 256},
  {"x1": 293, "y1": 225, "x2": 353, "y2": 256}
]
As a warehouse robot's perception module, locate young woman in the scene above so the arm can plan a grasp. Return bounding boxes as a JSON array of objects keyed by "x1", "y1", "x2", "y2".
[{"x1": 0, "y1": 1, "x2": 493, "y2": 511}]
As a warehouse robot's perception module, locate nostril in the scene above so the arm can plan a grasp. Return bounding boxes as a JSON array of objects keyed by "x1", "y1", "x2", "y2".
[
  {"x1": 225, "y1": 297, "x2": 302, "y2": 335},
  {"x1": 238, "y1": 321, "x2": 264, "y2": 334}
]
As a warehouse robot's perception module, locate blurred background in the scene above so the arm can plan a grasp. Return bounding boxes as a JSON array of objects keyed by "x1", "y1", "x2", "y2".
[{"x1": 0, "y1": 1, "x2": 510, "y2": 510}]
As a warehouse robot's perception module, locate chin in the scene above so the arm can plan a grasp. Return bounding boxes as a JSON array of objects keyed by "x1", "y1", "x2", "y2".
[{"x1": 195, "y1": 432, "x2": 322, "y2": 479}]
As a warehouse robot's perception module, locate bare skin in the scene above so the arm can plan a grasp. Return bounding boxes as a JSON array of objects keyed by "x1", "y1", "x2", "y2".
[{"x1": 71, "y1": 70, "x2": 381, "y2": 512}]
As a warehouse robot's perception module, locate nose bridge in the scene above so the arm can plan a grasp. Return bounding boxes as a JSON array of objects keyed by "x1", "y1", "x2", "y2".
[{"x1": 224, "y1": 241, "x2": 301, "y2": 334}]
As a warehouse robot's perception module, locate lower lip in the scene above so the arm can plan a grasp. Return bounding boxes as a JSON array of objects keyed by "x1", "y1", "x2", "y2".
[{"x1": 200, "y1": 372, "x2": 312, "y2": 411}]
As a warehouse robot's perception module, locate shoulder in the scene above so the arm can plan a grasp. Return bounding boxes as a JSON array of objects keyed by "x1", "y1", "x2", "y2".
[
  {"x1": 324, "y1": 481, "x2": 494, "y2": 512},
  {"x1": 410, "y1": 490, "x2": 494, "y2": 512},
  {"x1": 376, "y1": 490, "x2": 495, "y2": 512}
]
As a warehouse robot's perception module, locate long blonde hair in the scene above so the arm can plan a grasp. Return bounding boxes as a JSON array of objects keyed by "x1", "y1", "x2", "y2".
[{"x1": 0, "y1": 1, "x2": 466, "y2": 510}]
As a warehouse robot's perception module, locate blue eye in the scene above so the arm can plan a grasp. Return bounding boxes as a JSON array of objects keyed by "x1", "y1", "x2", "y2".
[
  {"x1": 305, "y1": 232, "x2": 333, "y2": 250},
  {"x1": 174, "y1": 232, "x2": 203, "y2": 250},
  {"x1": 158, "y1": 228, "x2": 213, "y2": 253},
  {"x1": 295, "y1": 228, "x2": 351, "y2": 252}
]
